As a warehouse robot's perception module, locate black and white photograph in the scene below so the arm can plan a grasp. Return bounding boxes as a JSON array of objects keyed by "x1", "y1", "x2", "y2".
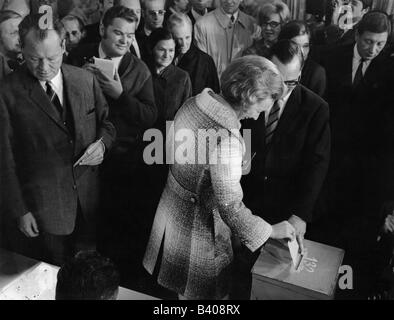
[{"x1": 0, "y1": 0, "x2": 393, "y2": 308}]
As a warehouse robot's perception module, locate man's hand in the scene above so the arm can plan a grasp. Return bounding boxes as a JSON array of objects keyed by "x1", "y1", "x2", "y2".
[
  {"x1": 84, "y1": 64, "x2": 123, "y2": 100},
  {"x1": 288, "y1": 215, "x2": 307, "y2": 254},
  {"x1": 383, "y1": 213, "x2": 394, "y2": 233},
  {"x1": 270, "y1": 221, "x2": 296, "y2": 241},
  {"x1": 18, "y1": 212, "x2": 39, "y2": 238},
  {"x1": 76, "y1": 139, "x2": 105, "y2": 166}
]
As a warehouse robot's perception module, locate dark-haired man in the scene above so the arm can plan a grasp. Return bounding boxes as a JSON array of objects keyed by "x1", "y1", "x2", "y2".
[
  {"x1": 68, "y1": 6, "x2": 157, "y2": 264},
  {"x1": 0, "y1": 14, "x2": 116, "y2": 265},
  {"x1": 322, "y1": 11, "x2": 391, "y2": 244},
  {"x1": 56, "y1": 250, "x2": 120, "y2": 300},
  {"x1": 236, "y1": 39, "x2": 330, "y2": 299},
  {"x1": 61, "y1": 15, "x2": 86, "y2": 55}
]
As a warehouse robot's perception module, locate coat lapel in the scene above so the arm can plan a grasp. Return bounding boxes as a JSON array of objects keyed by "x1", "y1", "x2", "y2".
[
  {"x1": 26, "y1": 69, "x2": 69, "y2": 134},
  {"x1": 271, "y1": 86, "x2": 301, "y2": 144},
  {"x1": 61, "y1": 65, "x2": 85, "y2": 148}
]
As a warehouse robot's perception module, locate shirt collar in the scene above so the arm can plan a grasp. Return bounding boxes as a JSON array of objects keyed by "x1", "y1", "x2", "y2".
[
  {"x1": 353, "y1": 43, "x2": 372, "y2": 66},
  {"x1": 215, "y1": 7, "x2": 246, "y2": 29},
  {"x1": 144, "y1": 26, "x2": 152, "y2": 36},
  {"x1": 191, "y1": 7, "x2": 207, "y2": 20},
  {"x1": 39, "y1": 69, "x2": 62, "y2": 90}
]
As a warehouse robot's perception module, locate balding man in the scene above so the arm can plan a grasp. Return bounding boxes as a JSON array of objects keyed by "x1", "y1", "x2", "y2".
[{"x1": 0, "y1": 14, "x2": 116, "y2": 265}]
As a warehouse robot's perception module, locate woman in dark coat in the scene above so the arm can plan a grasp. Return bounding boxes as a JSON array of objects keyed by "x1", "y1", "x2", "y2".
[
  {"x1": 146, "y1": 27, "x2": 192, "y2": 131},
  {"x1": 167, "y1": 12, "x2": 220, "y2": 95},
  {"x1": 141, "y1": 28, "x2": 192, "y2": 216},
  {"x1": 278, "y1": 20, "x2": 327, "y2": 98}
]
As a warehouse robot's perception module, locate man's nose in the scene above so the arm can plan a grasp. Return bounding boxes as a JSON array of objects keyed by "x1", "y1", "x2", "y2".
[{"x1": 39, "y1": 59, "x2": 49, "y2": 70}]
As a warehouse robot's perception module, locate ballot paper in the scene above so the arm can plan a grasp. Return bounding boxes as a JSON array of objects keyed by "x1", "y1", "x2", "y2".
[
  {"x1": 288, "y1": 238, "x2": 302, "y2": 270},
  {"x1": 93, "y1": 57, "x2": 116, "y2": 79}
]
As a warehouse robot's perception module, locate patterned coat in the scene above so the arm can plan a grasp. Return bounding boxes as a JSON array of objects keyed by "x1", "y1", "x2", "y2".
[{"x1": 143, "y1": 89, "x2": 272, "y2": 299}]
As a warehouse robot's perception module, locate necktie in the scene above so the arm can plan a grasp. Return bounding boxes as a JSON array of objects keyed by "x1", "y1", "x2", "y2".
[
  {"x1": 265, "y1": 100, "x2": 281, "y2": 145},
  {"x1": 230, "y1": 14, "x2": 235, "y2": 24},
  {"x1": 353, "y1": 58, "x2": 365, "y2": 88},
  {"x1": 46, "y1": 82, "x2": 63, "y2": 119}
]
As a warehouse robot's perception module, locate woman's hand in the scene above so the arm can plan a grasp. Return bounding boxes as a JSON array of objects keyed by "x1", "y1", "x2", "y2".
[{"x1": 270, "y1": 221, "x2": 296, "y2": 241}]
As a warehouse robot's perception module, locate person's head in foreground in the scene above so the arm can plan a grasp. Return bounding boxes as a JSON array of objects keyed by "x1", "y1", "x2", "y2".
[
  {"x1": 56, "y1": 251, "x2": 120, "y2": 300},
  {"x1": 220, "y1": 55, "x2": 284, "y2": 120}
]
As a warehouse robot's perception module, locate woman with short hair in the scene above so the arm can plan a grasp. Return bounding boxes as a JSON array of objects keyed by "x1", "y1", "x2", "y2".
[
  {"x1": 278, "y1": 20, "x2": 327, "y2": 97},
  {"x1": 244, "y1": 0, "x2": 290, "y2": 56},
  {"x1": 143, "y1": 55, "x2": 296, "y2": 300}
]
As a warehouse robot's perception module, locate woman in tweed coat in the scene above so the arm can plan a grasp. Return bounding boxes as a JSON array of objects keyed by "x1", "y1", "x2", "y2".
[{"x1": 143, "y1": 56, "x2": 296, "y2": 300}]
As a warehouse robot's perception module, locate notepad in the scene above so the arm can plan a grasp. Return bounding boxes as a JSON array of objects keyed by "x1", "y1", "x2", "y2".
[{"x1": 93, "y1": 57, "x2": 116, "y2": 79}]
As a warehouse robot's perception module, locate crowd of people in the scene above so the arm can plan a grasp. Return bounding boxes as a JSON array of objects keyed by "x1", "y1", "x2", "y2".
[{"x1": 0, "y1": 0, "x2": 394, "y2": 300}]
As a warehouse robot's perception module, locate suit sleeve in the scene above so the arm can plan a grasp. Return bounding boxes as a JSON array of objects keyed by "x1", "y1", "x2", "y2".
[
  {"x1": 93, "y1": 76, "x2": 116, "y2": 150},
  {"x1": 0, "y1": 97, "x2": 28, "y2": 219},
  {"x1": 207, "y1": 57, "x2": 220, "y2": 93},
  {"x1": 314, "y1": 65, "x2": 327, "y2": 98},
  {"x1": 110, "y1": 73, "x2": 157, "y2": 130},
  {"x1": 291, "y1": 102, "x2": 331, "y2": 222},
  {"x1": 210, "y1": 134, "x2": 272, "y2": 252}
]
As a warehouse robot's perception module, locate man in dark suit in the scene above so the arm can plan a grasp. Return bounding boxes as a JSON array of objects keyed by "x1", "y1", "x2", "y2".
[
  {"x1": 321, "y1": 12, "x2": 391, "y2": 240},
  {"x1": 243, "y1": 40, "x2": 330, "y2": 250},
  {"x1": 68, "y1": 6, "x2": 157, "y2": 269},
  {"x1": 0, "y1": 14, "x2": 116, "y2": 265},
  {"x1": 233, "y1": 39, "x2": 330, "y2": 299},
  {"x1": 167, "y1": 12, "x2": 219, "y2": 95}
]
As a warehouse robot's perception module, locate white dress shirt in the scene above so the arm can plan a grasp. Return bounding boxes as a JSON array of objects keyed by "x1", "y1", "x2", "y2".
[
  {"x1": 352, "y1": 44, "x2": 372, "y2": 83},
  {"x1": 40, "y1": 69, "x2": 64, "y2": 106}
]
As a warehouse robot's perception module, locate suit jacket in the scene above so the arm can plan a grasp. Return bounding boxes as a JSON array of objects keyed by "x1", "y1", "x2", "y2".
[
  {"x1": 143, "y1": 89, "x2": 273, "y2": 299},
  {"x1": 320, "y1": 44, "x2": 390, "y2": 216},
  {"x1": 68, "y1": 43, "x2": 157, "y2": 175},
  {"x1": 0, "y1": 64, "x2": 116, "y2": 235},
  {"x1": 301, "y1": 58, "x2": 327, "y2": 98},
  {"x1": 0, "y1": 54, "x2": 12, "y2": 81},
  {"x1": 176, "y1": 44, "x2": 220, "y2": 96},
  {"x1": 242, "y1": 85, "x2": 330, "y2": 223}
]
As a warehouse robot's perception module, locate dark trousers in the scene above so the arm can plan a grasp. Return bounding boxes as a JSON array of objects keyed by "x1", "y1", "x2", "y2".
[{"x1": 2, "y1": 205, "x2": 94, "y2": 267}]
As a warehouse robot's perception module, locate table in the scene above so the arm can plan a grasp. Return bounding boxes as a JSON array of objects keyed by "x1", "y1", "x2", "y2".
[{"x1": 0, "y1": 249, "x2": 158, "y2": 300}]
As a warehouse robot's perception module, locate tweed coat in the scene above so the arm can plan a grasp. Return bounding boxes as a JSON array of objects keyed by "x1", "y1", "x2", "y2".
[{"x1": 143, "y1": 89, "x2": 273, "y2": 299}]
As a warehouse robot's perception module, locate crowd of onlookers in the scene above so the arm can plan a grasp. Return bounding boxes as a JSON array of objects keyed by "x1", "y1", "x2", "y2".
[{"x1": 0, "y1": 0, "x2": 394, "y2": 299}]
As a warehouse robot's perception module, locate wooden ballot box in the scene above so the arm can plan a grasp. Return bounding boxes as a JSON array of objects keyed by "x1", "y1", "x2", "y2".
[{"x1": 251, "y1": 239, "x2": 345, "y2": 300}]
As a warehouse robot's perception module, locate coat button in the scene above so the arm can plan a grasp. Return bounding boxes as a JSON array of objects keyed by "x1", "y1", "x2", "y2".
[
  {"x1": 190, "y1": 197, "x2": 196, "y2": 204},
  {"x1": 73, "y1": 185, "x2": 77, "y2": 190},
  {"x1": 264, "y1": 176, "x2": 269, "y2": 181}
]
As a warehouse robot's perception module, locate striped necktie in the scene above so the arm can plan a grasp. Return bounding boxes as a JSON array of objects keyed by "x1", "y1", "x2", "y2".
[
  {"x1": 265, "y1": 100, "x2": 281, "y2": 145},
  {"x1": 46, "y1": 81, "x2": 63, "y2": 118}
]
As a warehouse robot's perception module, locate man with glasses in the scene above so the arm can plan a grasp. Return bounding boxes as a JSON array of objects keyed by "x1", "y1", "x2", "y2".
[
  {"x1": 237, "y1": 40, "x2": 330, "y2": 298},
  {"x1": 0, "y1": 13, "x2": 116, "y2": 266},
  {"x1": 136, "y1": 0, "x2": 165, "y2": 61}
]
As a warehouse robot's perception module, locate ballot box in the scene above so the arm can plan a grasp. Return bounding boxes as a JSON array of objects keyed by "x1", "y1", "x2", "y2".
[{"x1": 251, "y1": 239, "x2": 345, "y2": 300}]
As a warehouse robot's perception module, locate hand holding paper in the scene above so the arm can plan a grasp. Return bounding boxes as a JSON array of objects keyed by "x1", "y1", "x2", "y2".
[{"x1": 74, "y1": 138, "x2": 105, "y2": 167}]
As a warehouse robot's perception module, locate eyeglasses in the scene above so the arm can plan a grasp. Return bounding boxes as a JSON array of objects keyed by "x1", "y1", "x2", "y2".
[
  {"x1": 261, "y1": 21, "x2": 281, "y2": 29},
  {"x1": 284, "y1": 77, "x2": 300, "y2": 88},
  {"x1": 147, "y1": 10, "x2": 166, "y2": 17}
]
